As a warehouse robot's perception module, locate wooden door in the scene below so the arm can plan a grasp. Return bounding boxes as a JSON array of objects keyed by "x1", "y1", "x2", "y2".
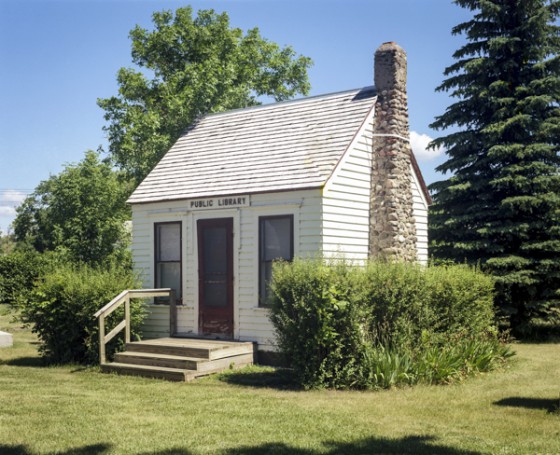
[{"x1": 197, "y1": 218, "x2": 234, "y2": 337}]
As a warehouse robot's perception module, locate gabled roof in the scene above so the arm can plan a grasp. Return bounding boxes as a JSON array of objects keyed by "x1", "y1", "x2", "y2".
[{"x1": 128, "y1": 86, "x2": 377, "y2": 204}]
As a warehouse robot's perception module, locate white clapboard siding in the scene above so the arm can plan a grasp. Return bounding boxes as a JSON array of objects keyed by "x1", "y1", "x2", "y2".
[
  {"x1": 131, "y1": 189, "x2": 322, "y2": 348},
  {"x1": 321, "y1": 113, "x2": 375, "y2": 261},
  {"x1": 142, "y1": 305, "x2": 196, "y2": 339},
  {"x1": 411, "y1": 166, "x2": 429, "y2": 264},
  {"x1": 238, "y1": 309, "x2": 277, "y2": 350},
  {"x1": 130, "y1": 212, "x2": 152, "y2": 287},
  {"x1": 142, "y1": 304, "x2": 170, "y2": 339}
]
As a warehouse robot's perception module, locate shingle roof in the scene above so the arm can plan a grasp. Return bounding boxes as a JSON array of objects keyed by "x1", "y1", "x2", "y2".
[{"x1": 128, "y1": 86, "x2": 377, "y2": 204}]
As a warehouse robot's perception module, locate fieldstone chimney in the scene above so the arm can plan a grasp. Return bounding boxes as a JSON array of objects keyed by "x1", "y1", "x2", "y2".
[{"x1": 369, "y1": 42, "x2": 417, "y2": 261}]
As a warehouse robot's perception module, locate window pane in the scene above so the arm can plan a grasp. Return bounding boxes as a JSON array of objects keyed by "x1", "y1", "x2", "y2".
[
  {"x1": 263, "y1": 218, "x2": 292, "y2": 261},
  {"x1": 155, "y1": 222, "x2": 182, "y2": 300},
  {"x1": 157, "y1": 263, "x2": 181, "y2": 298},
  {"x1": 259, "y1": 261, "x2": 273, "y2": 303},
  {"x1": 259, "y1": 216, "x2": 293, "y2": 305},
  {"x1": 203, "y1": 281, "x2": 227, "y2": 308},
  {"x1": 203, "y1": 227, "x2": 227, "y2": 274},
  {"x1": 158, "y1": 224, "x2": 181, "y2": 261}
]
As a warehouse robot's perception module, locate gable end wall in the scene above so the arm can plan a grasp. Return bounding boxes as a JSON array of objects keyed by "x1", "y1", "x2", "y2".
[
  {"x1": 322, "y1": 112, "x2": 428, "y2": 264},
  {"x1": 322, "y1": 114, "x2": 375, "y2": 261},
  {"x1": 411, "y1": 169, "x2": 429, "y2": 263}
]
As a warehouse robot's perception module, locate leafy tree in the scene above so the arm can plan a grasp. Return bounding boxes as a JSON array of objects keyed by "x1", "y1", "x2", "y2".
[
  {"x1": 0, "y1": 230, "x2": 15, "y2": 256},
  {"x1": 429, "y1": 0, "x2": 560, "y2": 336},
  {"x1": 0, "y1": 250, "x2": 46, "y2": 306},
  {"x1": 98, "y1": 6, "x2": 312, "y2": 184},
  {"x1": 13, "y1": 151, "x2": 133, "y2": 265}
]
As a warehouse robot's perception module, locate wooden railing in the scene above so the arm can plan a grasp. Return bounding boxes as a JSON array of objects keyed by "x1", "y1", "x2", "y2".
[{"x1": 94, "y1": 288, "x2": 177, "y2": 364}]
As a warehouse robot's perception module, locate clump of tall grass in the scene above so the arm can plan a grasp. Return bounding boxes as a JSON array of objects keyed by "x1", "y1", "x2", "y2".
[{"x1": 269, "y1": 259, "x2": 513, "y2": 390}]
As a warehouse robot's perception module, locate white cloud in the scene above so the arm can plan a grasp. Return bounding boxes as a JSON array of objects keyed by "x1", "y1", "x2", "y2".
[
  {"x1": 0, "y1": 207, "x2": 16, "y2": 217},
  {"x1": 0, "y1": 190, "x2": 28, "y2": 233},
  {"x1": 410, "y1": 131, "x2": 444, "y2": 161},
  {"x1": 0, "y1": 190, "x2": 27, "y2": 205}
]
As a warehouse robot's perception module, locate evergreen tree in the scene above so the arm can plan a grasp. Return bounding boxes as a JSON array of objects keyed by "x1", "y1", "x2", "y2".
[{"x1": 429, "y1": 0, "x2": 560, "y2": 336}]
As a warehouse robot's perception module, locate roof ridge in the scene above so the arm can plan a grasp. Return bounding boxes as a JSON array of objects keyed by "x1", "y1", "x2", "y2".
[{"x1": 202, "y1": 85, "x2": 376, "y2": 120}]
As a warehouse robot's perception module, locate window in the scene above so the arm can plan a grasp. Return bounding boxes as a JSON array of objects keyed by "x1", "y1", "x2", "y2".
[
  {"x1": 155, "y1": 222, "x2": 182, "y2": 301},
  {"x1": 259, "y1": 215, "x2": 293, "y2": 305}
]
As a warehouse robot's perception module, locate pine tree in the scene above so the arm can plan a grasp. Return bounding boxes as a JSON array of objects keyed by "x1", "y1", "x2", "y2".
[{"x1": 430, "y1": 0, "x2": 560, "y2": 336}]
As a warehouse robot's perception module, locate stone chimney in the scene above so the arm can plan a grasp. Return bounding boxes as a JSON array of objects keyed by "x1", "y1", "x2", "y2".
[{"x1": 369, "y1": 42, "x2": 417, "y2": 261}]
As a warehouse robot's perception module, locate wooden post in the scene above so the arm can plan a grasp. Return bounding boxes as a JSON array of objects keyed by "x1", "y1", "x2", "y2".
[
  {"x1": 169, "y1": 289, "x2": 177, "y2": 337},
  {"x1": 125, "y1": 294, "x2": 131, "y2": 344},
  {"x1": 99, "y1": 314, "x2": 106, "y2": 365}
]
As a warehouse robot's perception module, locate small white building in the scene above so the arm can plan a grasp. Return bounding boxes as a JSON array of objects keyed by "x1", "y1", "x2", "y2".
[{"x1": 128, "y1": 42, "x2": 430, "y2": 353}]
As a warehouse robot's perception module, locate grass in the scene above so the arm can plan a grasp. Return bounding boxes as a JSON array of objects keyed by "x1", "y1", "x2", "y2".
[{"x1": 0, "y1": 305, "x2": 559, "y2": 455}]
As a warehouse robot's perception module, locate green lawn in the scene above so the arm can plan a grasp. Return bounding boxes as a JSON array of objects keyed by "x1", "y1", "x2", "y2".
[{"x1": 0, "y1": 305, "x2": 558, "y2": 455}]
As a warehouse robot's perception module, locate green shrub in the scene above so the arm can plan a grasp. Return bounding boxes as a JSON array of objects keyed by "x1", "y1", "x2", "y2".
[
  {"x1": 423, "y1": 265, "x2": 496, "y2": 335},
  {"x1": 269, "y1": 259, "x2": 511, "y2": 389},
  {"x1": 354, "y1": 262, "x2": 496, "y2": 349},
  {"x1": 0, "y1": 250, "x2": 47, "y2": 306},
  {"x1": 269, "y1": 260, "x2": 368, "y2": 388},
  {"x1": 353, "y1": 261, "x2": 435, "y2": 350},
  {"x1": 20, "y1": 262, "x2": 144, "y2": 364}
]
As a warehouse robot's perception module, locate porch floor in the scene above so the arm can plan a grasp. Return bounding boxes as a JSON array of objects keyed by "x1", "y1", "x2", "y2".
[{"x1": 101, "y1": 337, "x2": 256, "y2": 382}]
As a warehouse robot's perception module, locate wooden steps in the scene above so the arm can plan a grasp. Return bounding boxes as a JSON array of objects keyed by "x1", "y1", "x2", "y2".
[{"x1": 100, "y1": 337, "x2": 255, "y2": 382}]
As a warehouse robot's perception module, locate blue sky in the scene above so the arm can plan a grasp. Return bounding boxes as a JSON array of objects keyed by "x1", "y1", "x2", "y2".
[{"x1": 0, "y1": 0, "x2": 471, "y2": 233}]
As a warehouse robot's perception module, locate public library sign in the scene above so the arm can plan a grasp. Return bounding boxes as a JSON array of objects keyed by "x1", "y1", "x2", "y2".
[{"x1": 189, "y1": 195, "x2": 250, "y2": 210}]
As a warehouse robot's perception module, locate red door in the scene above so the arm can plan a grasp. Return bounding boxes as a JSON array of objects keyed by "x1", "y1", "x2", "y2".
[{"x1": 197, "y1": 218, "x2": 234, "y2": 338}]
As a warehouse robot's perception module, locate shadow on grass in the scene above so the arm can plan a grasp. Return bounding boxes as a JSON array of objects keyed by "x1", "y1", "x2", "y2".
[
  {"x1": 2, "y1": 356, "x2": 46, "y2": 368},
  {"x1": 217, "y1": 367, "x2": 301, "y2": 390},
  {"x1": 138, "y1": 435, "x2": 482, "y2": 455},
  {"x1": 138, "y1": 451, "x2": 194, "y2": 455},
  {"x1": 0, "y1": 436, "x2": 484, "y2": 455},
  {"x1": 494, "y1": 396, "x2": 560, "y2": 413},
  {"x1": 2, "y1": 354, "x2": 96, "y2": 372},
  {"x1": 0, "y1": 443, "x2": 111, "y2": 455}
]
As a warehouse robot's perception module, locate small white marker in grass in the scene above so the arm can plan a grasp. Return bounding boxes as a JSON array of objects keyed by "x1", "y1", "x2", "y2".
[{"x1": 0, "y1": 330, "x2": 13, "y2": 347}]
